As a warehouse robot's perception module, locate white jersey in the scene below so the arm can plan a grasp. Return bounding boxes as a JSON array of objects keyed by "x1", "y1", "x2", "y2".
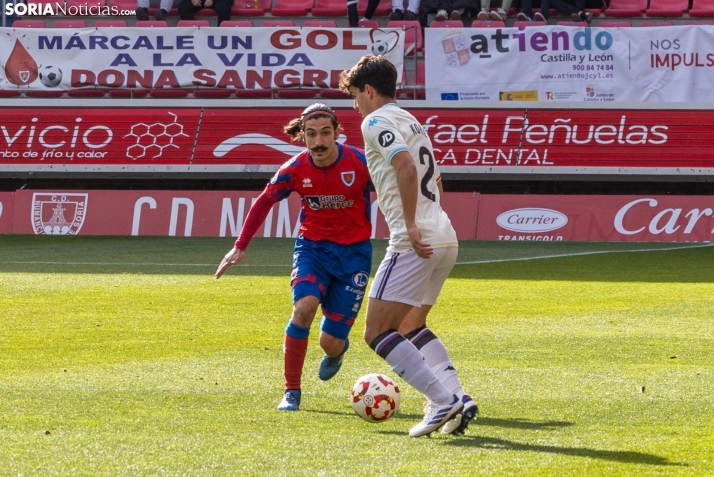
[{"x1": 361, "y1": 103, "x2": 457, "y2": 253}]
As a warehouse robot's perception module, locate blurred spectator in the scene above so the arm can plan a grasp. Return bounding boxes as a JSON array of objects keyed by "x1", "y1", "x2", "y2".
[
  {"x1": 390, "y1": 0, "x2": 420, "y2": 21},
  {"x1": 136, "y1": 0, "x2": 178, "y2": 21},
  {"x1": 517, "y1": 0, "x2": 592, "y2": 24},
  {"x1": 421, "y1": 0, "x2": 468, "y2": 22},
  {"x1": 477, "y1": 0, "x2": 512, "y2": 22},
  {"x1": 178, "y1": 0, "x2": 234, "y2": 25},
  {"x1": 349, "y1": 0, "x2": 380, "y2": 27}
]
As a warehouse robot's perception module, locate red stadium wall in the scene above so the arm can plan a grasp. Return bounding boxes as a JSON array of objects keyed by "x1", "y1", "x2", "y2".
[{"x1": 2, "y1": 190, "x2": 714, "y2": 242}]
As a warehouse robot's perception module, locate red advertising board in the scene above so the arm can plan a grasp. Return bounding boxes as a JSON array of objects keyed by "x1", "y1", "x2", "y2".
[
  {"x1": 2, "y1": 107, "x2": 713, "y2": 175},
  {"x1": 9, "y1": 190, "x2": 480, "y2": 239},
  {"x1": 0, "y1": 192, "x2": 14, "y2": 234},
  {"x1": 0, "y1": 108, "x2": 198, "y2": 166},
  {"x1": 477, "y1": 195, "x2": 714, "y2": 242}
]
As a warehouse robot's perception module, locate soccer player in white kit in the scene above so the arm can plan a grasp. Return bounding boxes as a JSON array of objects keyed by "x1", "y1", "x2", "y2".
[{"x1": 340, "y1": 55, "x2": 478, "y2": 438}]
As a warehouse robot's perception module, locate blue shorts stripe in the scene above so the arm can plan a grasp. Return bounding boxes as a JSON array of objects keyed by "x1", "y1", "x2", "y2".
[{"x1": 375, "y1": 252, "x2": 399, "y2": 300}]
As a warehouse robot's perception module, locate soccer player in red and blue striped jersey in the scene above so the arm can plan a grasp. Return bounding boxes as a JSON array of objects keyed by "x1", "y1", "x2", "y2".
[{"x1": 215, "y1": 104, "x2": 373, "y2": 411}]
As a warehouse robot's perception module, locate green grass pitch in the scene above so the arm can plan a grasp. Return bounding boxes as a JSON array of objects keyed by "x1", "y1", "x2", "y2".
[{"x1": 1, "y1": 235, "x2": 713, "y2": 476}]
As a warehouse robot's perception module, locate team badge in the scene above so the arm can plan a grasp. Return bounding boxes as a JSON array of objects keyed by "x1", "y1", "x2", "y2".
[
  {"x1": 19, "y1": 70, "x2": 30, "y2": 83},
  {"x1": 32, "y1": 193, "x2": 88, "y2": 235},
  {"x1": 341, "y1": 171, "x2": 356, "y2": 187}
]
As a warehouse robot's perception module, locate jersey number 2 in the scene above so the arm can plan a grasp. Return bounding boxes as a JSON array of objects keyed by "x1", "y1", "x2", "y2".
[{"x1": 419, "y1": 147, "x2": 436, "y2": 202}]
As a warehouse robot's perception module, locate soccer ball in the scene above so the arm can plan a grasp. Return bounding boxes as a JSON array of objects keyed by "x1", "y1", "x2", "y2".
[
  {"x1": 350, "y1": 373, "x2": 400, "y2": 423},
  {"x1": 39, "y1": 65, "x2": 63, "y2": 88},
  {"x1": 371, "y1": 39, "x2": 390, "y2": 56}
]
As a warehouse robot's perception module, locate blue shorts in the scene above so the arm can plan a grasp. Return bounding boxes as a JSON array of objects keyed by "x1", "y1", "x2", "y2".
[{"x1": 291, "y1": 237, "x2": 372, "y2": 340}]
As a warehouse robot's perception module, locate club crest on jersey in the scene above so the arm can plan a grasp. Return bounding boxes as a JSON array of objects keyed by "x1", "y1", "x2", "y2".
[
  {"x1": 32, "y1": 193, "x2": 88, "y2": 235},
  {"x1": 341, "y1": 171, "x2": 356, "y2": 187}
]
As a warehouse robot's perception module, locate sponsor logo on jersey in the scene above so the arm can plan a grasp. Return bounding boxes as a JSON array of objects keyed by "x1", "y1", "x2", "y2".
[
  {"x1": 368, "y1": 118, "x2": 381, "y2": 128},
  {"x1": 302, "y1": 177, "x2": 313, "y2": 188},
  {"x1": 305, "y1": 195, "x2": 355, "y2": 210},
  {"x1": 32, "y1": 193, "x2": 88, "y2": 235},
  {"x1": 341, "y1": 171, "x2": 356, "y2": 187},
  {"x1": 378, "y1": 130, "x2": 395, "y2": 148}
]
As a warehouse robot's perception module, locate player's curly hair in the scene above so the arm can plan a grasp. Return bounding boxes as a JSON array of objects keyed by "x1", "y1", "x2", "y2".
[
  {"x1": 339, "y1": 55, "x2": 397, "y2": 99},
  {"x1": 283, "y1": 103, "x2": 342, "y2": 142}
]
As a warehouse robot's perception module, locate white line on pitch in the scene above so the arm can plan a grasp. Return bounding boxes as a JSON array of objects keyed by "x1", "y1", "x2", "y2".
[{"x1": 456, "y1": 243, "x2": 714, "y2": 265}]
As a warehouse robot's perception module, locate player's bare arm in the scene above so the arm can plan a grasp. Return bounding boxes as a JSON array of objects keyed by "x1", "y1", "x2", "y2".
[
  {"x1": 391, "y1": 151, "x2": 433, "y2": 259},
  {"x1": 215, "y1": 247, "x2": 246, "y2": 279}
]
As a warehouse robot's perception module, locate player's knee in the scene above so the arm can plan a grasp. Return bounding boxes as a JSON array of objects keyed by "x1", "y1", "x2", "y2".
[
  {"x1": 292, "y1": 301, "x2": 318, "y2": 327},
  {"x1": 319, "y1": 333, "x2": 345, "y2": 357}
]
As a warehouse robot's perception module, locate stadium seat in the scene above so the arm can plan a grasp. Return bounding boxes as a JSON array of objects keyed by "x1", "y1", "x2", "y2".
[
  {"x1": 108, "y1": 89, "x2": 150, "y2": 98},
  {"x1": 233, "y1": 89, "x2": 272, "y2": 98},
  {"x1": 319, "y1": 89, "x2": 350, "y2": 99},
  {"x1": 275, "y1": 89, "x2": 318, "y2": 99},
  {"x1": 220, "y1": 20, "x2": 254, "y2": 27},
  {"x1": 270, "y1": 0, "x2": 313, "y2": 17},
  {"x1": 134, "y1": 20, "x2": 169, "y2": 27},
  {"x1": 262, "y1": 20, "x2": 296, "y2": 27},
  {"x1": 194, "y1": 8, "x2": 217, "y2": 16},
  {"x1": 689, "y1": 0, "x2": 714, "y2": 18},
  {"x1": 231, "y1": 0, "x2": 271, "y2": 17},
  {"x1": 26, "y1": 90, "x2": 65, "y2": 98},
  {"x1": 514, "y1": 21, "x2": 546, "y2": 27},
  {"x1": 54, "y1": 19, "x2": 88, "y2": 28},
  {"x1": 557, "y1": 20, "x2": 587, "y2": 26},
  {"x1": 358, "y1": 0, "x2": 390, "y2": 16},
  {"x1": 646, "y1": 0, "x2": 688, "y2": 17},
  {"x1": 604, "y1": 0, "x2": 647, "y2": 17},
  {"x1": 386, "y1": 20, "x2": 423, "y2": 55},
  {"x1": 67, "y1": 0, "x2": 104, "y2": 9},
  {"x1": 11, "y1": 20, "x2": 47, "y2": 27},
  {"x1": 303, "y1": 20, "x2": 338, "y2": 27},
  {"x1": 193, "y1": 88, "x2": 233, "y2": 98},
  {"x1": 109, "y1": 0, "x2": 136, "y2": 11},
  {"x1": 0, "y1": 90, "x2": 22, "y2": 97},
  {"x1": 358, "y1": 19, "x2": 379, "y2": 28},
  {"x1": 67, "y1": 89, "x2": 107, "y2": 98},
  {"x1": 311, "y1": 0, "x2": 345, "y2": 16},
  {"x1": 471, "y1": 20, "x2": 505, "y2": 27},
  {"x1": 641, "y1": 21, "x2": 674, "y2": 27},
  {"x1": 27, "y1": 0, "x2": 65, "y2": 12},
  {"x1": 149, "y1": 89, "x2": 191, "y2": 98},
  {"x1": 598, "y1": 20, "x2": 632, "y2": 27},
  {"x1": 177, "y1": 20, "x2": 211, "y2": 27},
  {"x1": 95, "y1": 20, "x2": 129, "y2": 27},
  {"x1": 429, "y1": 20, "x2": 464, "y2": 28}
]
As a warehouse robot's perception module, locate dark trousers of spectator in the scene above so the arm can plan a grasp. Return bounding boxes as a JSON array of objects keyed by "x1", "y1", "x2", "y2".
[
  {"x1": 178, "y1": 0, "x2": 234, "y2": 25},
  {"x1": 348, "y1": 0, "x2": 382, "y2": 26},
  {"x1": 522, "y1": 0, "x2": 584, "y2": 19}
]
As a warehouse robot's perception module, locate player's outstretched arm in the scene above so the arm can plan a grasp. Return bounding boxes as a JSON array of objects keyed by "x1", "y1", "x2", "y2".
[
  {"x1": 392, "y1": 151, "x2": 433, "y2": 259},
  {"x1": 215, "y1": 247, "x2": 246, "y2": 279}
]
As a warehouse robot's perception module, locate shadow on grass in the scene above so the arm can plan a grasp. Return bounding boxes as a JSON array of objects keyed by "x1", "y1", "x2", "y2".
[
  {"x1": 444, "y1": 435, "x2": 685, "y2": 467},
  {"x1": 1, "y1": 235, "x2": 713, "y2": 283},
  {"x1": 475, "y1": 417, "x2": 574, "y2": 431}
]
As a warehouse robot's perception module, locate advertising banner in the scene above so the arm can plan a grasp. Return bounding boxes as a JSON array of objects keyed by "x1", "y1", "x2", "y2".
[
  {"x1": 425, "y1": 25, "x2": 714, "y2": 103},
  {"x1": 477, "y1": 194, "x2": 714, "y2": 242},
  {"x1": 3, "y1": 107, "x2": 713, "y2": 176},
  {"x1": 0, "y1": 27, "x2": 404, "y2": 91},
  {"x1": 0, "y1": 192, "x2": 14, "y2": 234},
  {"x1": 10, "y1": 190, "x2": 481, "y2": 239}
]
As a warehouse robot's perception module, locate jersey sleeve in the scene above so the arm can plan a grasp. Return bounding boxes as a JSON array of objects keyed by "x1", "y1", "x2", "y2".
[{"x1": 362, "y1": 115, "x2": 409, "y2": 164}]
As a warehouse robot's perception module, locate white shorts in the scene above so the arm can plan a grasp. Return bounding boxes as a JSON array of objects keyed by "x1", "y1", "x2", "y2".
[{"x1": 368, "y1": 246, "x2": 458, "y2": 307}]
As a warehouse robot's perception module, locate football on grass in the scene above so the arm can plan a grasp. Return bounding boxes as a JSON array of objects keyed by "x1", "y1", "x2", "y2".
[{"x1": 351, "y1": 373, "x2": 400, "y2": 423}]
